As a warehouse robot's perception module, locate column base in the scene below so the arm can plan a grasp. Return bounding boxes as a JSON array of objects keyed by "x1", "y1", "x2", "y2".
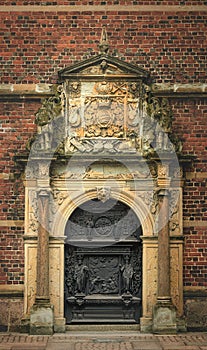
[
  {"x1": 140, "y1": 317, "x2": 153, "y2": 333},
  {"x1": 54, "y1": 317, "x2": 66, "y2": 333},
  {"x1": 152, "y1": 298, "x2": 177, "y2": 334},
  {"x1": 30, "y1": 298, "x2": 54, "y2": 335},
  {"x1": 176, "y1": 317, "x2": 187, "y2": 333}
]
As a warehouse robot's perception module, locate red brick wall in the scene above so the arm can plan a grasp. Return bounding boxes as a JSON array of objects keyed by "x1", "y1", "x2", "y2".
[
  {"x1": 0, "y1": 9, "x2": 206, "y2": 84},
  {"x1": 171, "y1": 98, "x2": 207, "y2": 287},
  {"x1": 0, "y1": 100, "x2": 38, "y2": 284},
  {"x1": 0, "y1": 4, "x2": 207, "y2": 291}
]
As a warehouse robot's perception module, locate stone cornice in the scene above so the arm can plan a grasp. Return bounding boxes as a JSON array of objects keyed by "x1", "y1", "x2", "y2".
[
  {"x1": 0, "y1": 83, "x2": 207, "y2": 101},
  {"x1": 0, "y1": 220, "x2": 24, "y2": 227},
  {"x1": 0, "y1": 5, "x2": 206, "y2": 12},
  {"x1": 0, "y1": 84, "x2": 52, "y2": 101},
  {"x1": 0, "y1": 285, "x2": 24, "y2": 297}
]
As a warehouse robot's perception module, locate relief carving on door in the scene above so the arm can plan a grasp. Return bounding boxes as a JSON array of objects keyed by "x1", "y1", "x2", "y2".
[{"x1": 64, "y1": 199, "x2": 142, "y2": 323}]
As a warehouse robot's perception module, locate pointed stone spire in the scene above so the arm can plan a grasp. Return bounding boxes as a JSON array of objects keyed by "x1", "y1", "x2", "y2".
[{"x1": 99, "y1": 27, "x2": 109, "y2": 54}]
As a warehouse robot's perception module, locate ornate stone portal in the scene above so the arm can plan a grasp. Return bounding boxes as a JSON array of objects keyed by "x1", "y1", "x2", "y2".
[{"x1": 24, "y1": 31, "x2": 185, "y2": 334}]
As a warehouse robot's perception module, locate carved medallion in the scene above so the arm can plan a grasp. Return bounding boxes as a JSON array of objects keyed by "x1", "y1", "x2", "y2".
[{"x1": 94, "y1": 217, "x2": 113, "y2": 236}]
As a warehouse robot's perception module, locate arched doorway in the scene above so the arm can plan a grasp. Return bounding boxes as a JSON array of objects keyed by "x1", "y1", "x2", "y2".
[{"x1": 64, "y1": 198, "x2": 142, "y2": 324}]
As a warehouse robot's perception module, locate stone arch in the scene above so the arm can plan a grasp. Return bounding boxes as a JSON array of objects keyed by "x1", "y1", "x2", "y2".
[{"x1": 51, "y1": 188, "x2": 154, "y2": 238}]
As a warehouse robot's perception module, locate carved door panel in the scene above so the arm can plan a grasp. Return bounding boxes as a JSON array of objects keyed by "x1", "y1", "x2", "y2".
[{"x1": 64, "y1": 200, "x2": 142, "y2": 324}]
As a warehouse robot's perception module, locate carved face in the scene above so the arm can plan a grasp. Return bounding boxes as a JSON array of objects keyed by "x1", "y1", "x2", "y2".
[{"x1": 97, "y1": 187, "x2": 110, "y2": 203}]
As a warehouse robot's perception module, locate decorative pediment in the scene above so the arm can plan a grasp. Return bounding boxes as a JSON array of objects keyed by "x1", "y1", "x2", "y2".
[
  {"x1": 58, "y1": 53, "x2": 150, "y2": 81},
  {"x1": 28, "y1": 29, "x2": 182, "y2": 158}
]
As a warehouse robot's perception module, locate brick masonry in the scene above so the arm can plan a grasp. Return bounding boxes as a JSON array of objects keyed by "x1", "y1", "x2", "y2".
[{"x1": 0, "y1": 2, "x2": 207, "y2": 331}]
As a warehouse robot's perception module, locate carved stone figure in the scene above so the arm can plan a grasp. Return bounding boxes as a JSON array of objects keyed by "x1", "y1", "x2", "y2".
[
  {"x1": 32, "y1": 86, "x2": 63, "y2": 151},
  {"x1": 69, "y1": 101, "x2": 81, "y2": 128},
  {"x1": 74, "y1": 256, "x2": 89, "y2": 294},
  {"x1": 37, "y1": 122, "x2": 53, "y2": 150},
  {"x1": 120, "y1": 255, "x2": 134, "y2": 294},
  {"x1": 142, "y1": 115, "x2": 155, "y2": 155},
  {"x1": 69, "y1": 81, "x2": 81, "y2": 98}
]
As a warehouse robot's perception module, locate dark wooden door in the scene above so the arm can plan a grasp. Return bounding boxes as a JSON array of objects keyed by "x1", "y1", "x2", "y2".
[{"x1": 64, "y1": 199, "x2": 142, "y2": 324}]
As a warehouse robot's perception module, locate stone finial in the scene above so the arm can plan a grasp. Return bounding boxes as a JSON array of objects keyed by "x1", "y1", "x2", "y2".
[{"x1": 99, "y1": 27, "x2": 109, "y2": 54}]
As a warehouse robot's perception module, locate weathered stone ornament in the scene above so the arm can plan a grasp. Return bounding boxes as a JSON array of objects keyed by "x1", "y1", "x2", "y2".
[
  {"x1": 24, "y1": 28, "x2": 184, "y2": 335},
  {"x1": 96, "y1": 186, "x2": 111, "y2": 203}
]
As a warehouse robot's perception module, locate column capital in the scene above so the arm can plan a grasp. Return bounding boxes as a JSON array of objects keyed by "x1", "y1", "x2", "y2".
[
  {"x1": 156, "y1": 188, "x2": 170, "y2": 197},
  {"x1": 37, "y1": 189, "x2": 50, "y2": 197},
  {"x1": 157, "y1": 163, "x2": 171, "y2": 187}
]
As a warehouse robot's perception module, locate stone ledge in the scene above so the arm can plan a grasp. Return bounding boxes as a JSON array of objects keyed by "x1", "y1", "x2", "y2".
[
  {"x1": 0, "y1": 285, "x2": 24, "y2": 297},
  {"x1": 0, "y1": 220, "x2": 24, "y2": 227},
  {"x1": 0, "y1": 83, "x2": 207, "y2": 100},
  {"x1": 184, "y1": 286, "x2": 207, "y2": 297},
  {"x1": 0, "y1": 5, "x2": 207, "y2": 12},
  {"x1": 183, "y1": 220, "x2": 207, "y2": 227},
  {"x1": 153, "y1": 83, "x2": 207, "y2": 93},
  {"x1": 185, "y1": 171, "x2": 207, "y2": 180}
]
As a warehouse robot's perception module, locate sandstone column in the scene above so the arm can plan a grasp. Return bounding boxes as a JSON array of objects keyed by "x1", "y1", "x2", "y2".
[
  {"x1": 157, "y1": 189, "x2": 171, "y2": 300},
  {"x1": 30, "y1": 189, "x2": 54, "y2": 335},
  {"x1": 36, "y1": 190, "x2": 50, "y2": 301},
  {"x1": 152, "y1": 164, "x2": 177, "y2": 334}
]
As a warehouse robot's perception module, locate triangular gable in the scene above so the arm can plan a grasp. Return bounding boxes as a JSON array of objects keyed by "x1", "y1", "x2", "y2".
[{"x1": 58, "y1": 53, "x2": 149, "y2": 81}]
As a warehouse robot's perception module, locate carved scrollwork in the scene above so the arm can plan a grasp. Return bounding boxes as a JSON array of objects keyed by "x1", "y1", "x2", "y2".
[
  {"x1": 145, "y1": 94, "x2": 175, "y2": 151},
  {"x1": 65, "y1": 136, "x2": 137, "y2": 154},
  {"x1": 131, "y1": 245, "x2": 142, "y2": 296},
  {"x1": 25, "y1": 161, "x2": 39, "y2": 179},
  {"x1": 52, "y1": 189, "x2": 67, "y2": 206},
  {"x1": 84, "y1": 124, "x2": 123, "y2": 138},
  {"x1": 65, "y1": 246, "x2": 76, "y2": 297},
  {"x1": 28, "y1": 190, "x2": 38, "y2": 234},
  {"x1": 137, "y1": 190, "x2": 158, "y2": 217},
  {"x1": 169, "y1": 190, "x2": 180, "y2": 234}
]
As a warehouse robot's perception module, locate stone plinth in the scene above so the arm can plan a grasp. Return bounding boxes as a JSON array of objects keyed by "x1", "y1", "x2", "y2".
[
  {"x1": 153, "y1": 299, "x2": 177, "y2": 334},
  {"x1": 30, "y1": 299, "x2": 54, "y2": 335}
]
